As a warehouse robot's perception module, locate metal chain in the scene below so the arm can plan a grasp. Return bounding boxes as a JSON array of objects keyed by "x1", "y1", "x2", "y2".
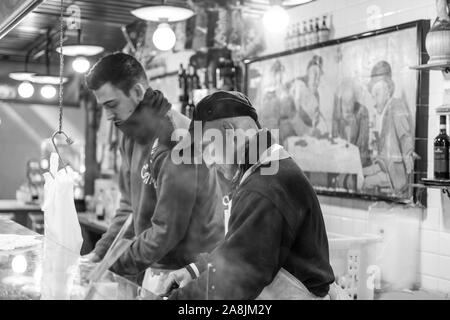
[{"x1": 58, "y1": 0, "x2": 64, "y2": 132}]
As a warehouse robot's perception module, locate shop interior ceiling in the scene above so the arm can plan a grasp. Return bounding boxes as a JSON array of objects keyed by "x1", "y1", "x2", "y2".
[{"x1": 0, "y1": 0, "x2": 301, "y2": 67}]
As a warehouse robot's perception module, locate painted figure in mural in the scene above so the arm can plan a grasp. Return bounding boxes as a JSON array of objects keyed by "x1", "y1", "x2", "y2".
[
  {"x1": 290, "y1": 55, "x2": 329, "y2": 138},
  {"x1": 260, "y1": 59, "x2": 297, "y2": 143},
  {"x1": 362, "y1": 61, "x2": 415, "y2": 196},
  {"x1": 331, "y1": 78, "x2": 370, "y2": 167}
]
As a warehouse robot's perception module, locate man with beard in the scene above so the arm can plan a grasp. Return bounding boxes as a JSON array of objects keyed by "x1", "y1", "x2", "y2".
[
  {"x1": 161, "y1": 91, "x2": 339, "y2": 300},
  {"x1": 83, "y1": 52, "x2": 223, "y2": 295},
  {"x1": 363, "y1": 61, "x2": 415, "y2": 196}
]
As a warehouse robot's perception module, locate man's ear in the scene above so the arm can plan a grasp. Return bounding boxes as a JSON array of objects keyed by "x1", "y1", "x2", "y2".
[{"x1": 130, "y1": 83, "x2": 146, "y2": 104}]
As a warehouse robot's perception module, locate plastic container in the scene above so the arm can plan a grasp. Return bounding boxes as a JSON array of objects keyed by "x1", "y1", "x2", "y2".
[{"x1": 328, "y1": 232, "x2": 382, "y2": 300}]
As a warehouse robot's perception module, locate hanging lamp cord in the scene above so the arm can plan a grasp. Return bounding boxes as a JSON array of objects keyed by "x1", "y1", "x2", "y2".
[
  {"x1": 58, "y1": 0, "x2": 64, "y2": 133},
  {"x1": 50, "y1": 0, "x2": 73, "y2": 173}
]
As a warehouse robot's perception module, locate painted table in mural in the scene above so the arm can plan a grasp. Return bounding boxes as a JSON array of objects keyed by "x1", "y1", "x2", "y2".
[
  {"x1": 0, "y1": 219, "x2": 140, "y2": 299},
  {"x1": 286, "y1": 136, "x2": 364, "y2": 191}
]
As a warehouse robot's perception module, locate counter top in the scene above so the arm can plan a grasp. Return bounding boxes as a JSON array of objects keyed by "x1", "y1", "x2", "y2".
[
  {"x1": 78, "y1": 212, "x2": 109, "y2": 234},
  {"x1": 0, "y1": 219, "x2": 140, "y2": 300},
  {"x1": 0, "y1": 200, "x2": 42, "y2": 213}
]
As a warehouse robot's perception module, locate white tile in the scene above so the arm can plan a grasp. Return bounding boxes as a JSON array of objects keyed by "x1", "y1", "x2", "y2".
[
  {"x1": 422, "y1": 205, "x2": 441, "y2": 231},
  {"x1": 420, "y1": 252, "x2": 440, "y2": 277},
  {"x1": 420, "y1": 229, "x2": 440, "y2": 254},
  {"x1": 328, "y1": 216, "x2": 341, "y2": 234},
  {"x1": 340, "y1": 217, "x2": 354, "y2": 236},
  {"x1": 420, "y1": 274, "x2": 439, "y2": 292},
  {"x1": 439, "y1": 232, "x2": 450, "y2": 257},
  {"x1": 353, "y1": 219, "x2": 368, "y2": 236},
  {"x1": 323, "y1": 216, "x2": 332, "y2": 231},
  {"x1": 438, "y1": 256, "x2": 450, "y2": 281},
  {"x1": 438, "y1": 279, "x2": 450, "y2": 295}
]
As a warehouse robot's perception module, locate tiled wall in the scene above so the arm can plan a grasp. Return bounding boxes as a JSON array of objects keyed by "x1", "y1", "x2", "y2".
[{"x1": 259, "y1": 0, "x2": 450, "y2": 296}]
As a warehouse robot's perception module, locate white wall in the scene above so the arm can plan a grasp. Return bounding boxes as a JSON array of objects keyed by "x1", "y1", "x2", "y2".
[{"x1": 259, "y1": 0, "x2": 450, "y2": 296}]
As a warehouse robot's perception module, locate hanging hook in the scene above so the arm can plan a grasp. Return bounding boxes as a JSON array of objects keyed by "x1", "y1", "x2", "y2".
[{"x1": 51, "y1": 130, "x2": 74, "y2": 171}]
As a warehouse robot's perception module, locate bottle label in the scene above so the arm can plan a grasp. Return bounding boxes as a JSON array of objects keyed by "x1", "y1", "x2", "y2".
[{"x1": 434, "y1": 146, "x2": 450, "y2": 173}]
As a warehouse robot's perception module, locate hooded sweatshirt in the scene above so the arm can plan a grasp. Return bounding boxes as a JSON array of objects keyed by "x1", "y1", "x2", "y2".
[
  {"x1": 169, "y1": 129, "x2": 335, "y2": 299},
  {"x1": 93, "y1": 88, "x2": 224, "y2": 276}
]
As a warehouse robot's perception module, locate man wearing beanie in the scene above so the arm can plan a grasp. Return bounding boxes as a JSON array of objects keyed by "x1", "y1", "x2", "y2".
[
  {"x1": 363, "y1": 60, "x2": 415, "y2": 197},
  {"x1": 163, "y1": 91, "x2": 339, "y2": 300},
  {"x1": 83, "y1": 53, "x2": 223, "y2": 295}
]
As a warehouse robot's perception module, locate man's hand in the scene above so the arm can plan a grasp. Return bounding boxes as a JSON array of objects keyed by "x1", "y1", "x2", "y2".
[
  {"x1": 161, "y1": 268, "x2": 194, "y2": 296},
  {"x1": 81, "y1": 251, "x2": 101, "y2": 263}
]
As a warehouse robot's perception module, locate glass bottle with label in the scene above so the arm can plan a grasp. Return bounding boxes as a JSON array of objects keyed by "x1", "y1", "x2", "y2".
[
  {"x1": 309, "y1": 19, "x2": 318, "y2": 45},
  {"x1": 285, "y1": 25, "x2": 292, "y2": 50},
  {"x1": 434, "y1": 115, "x2": 450, "y2": 179},
  {"x1": 178, "y1": 64, "x2": 188, "y2": 115},
  {"x1": 301, "y1": 21, "x2": 308, "y2": 46},
  {"x1": 318, "y1": 15, "x2": 331, "y2": 42}
]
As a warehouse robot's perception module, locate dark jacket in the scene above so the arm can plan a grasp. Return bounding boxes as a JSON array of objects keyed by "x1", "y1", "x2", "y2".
[
  {"x1": 170, "y1": 130, "x2": 335, "y2": 299},
  {"x1": 94, "y1": 90, "x2": 223, "y2": 276}
]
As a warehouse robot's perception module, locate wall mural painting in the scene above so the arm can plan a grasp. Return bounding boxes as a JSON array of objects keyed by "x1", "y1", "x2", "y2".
[{"x1": 246, "y1": 21, "x2": 429, "y2": 202}]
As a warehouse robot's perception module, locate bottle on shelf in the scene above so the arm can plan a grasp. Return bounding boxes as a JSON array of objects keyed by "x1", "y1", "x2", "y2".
[
  {"x1": 301, "y1": 21, "x2": 308, "y2": 47},
  {"x1": 178, "y1": 64, "x2": 187, "y2": 101},
  {"x1": 186, "y1": 63, "x2": 194, "y2": 94},
  {"x1": 297, "y1": 22, "x2": 305, "y2": 48},
  {"x1": 185, "y1": 92, "x2": 195, "y2": 119},
  {"x1": 310, "y1": 18, "x2": 318, "y2": 45},
  {"x1": 294, "y1": 22, "x2": 301, "y2": 48},
  {"x1": 178, "y1": 64, "x2": 188, "y2": 114},
  {"x1": 285, "y1": 25, "x2": 291, "y2": 50},
  {"x1": 190, "y1": 64, "x2": 201, "y2": 90},
  {"x1": 318, "y1": 15, "x2": 331, "y2": 42},
  {"x1": 434, "y1": 115, "x2": 450, "y2": 180},
  {"x1": 215, "y1": 57, "x2": 226, "y2": 89},
  {"x1": 95, "y1": 189, "x2": 106, "y2": 221}
]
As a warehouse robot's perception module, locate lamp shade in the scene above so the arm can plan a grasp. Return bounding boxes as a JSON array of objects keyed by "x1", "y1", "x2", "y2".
[
  {"x1": 131, "y1": 4, "x2": 194, "y2": 22},
  {"x1": 55, "y1": 44, "x2": 104, "y2": 57},
  {"x1": 9, "y1": 71, "x2": 36, "y2": 81},
  {"x1": 282, "y1": 0, "x2": 315, "y2": 5},
  {"x1": 31, "y1": 74, "x2": 69, "y2": 85}
]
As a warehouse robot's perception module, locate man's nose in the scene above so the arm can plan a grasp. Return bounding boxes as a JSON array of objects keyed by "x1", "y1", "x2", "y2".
[{"x1": 105, "y1": 109, "x2": 115, "y2": 120}]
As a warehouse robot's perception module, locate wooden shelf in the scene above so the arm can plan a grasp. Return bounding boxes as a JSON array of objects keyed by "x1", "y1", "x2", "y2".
[
  {"x1": 421, "y1": 178, "x2": 450, "y2": 197},
  {"x1": 436, "y1": 106, "x2": 450, "y2": 114},
  {"x1": 410, "y1": 62, "x2": 450, "y2": 72}
]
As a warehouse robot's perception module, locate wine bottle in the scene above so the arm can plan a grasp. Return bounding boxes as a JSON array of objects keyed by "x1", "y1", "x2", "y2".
[
  {"x1": 178, "y1": 64, "x2": 187, "y2": 103},
  {"x1": 186, "y1": 92, "x2": 195, "y2": 119},
  {"x1": 285, "y1": 25, "x2": 291, "y2": 50},
  {"x1": 301, "y1": 21, "x2": 309, "y2": 47},
  {"x1": 309, "y1": 19, "x2": 318, "y2": 45},
  {"x1": 191, "y1": 65, "x2": 200, "y2": 90},
  {"x1": 318, "y1": 15, "x2": 331, "y2": 42},
  {"x1": 434, "y1": 115, "x2": 450, "y2": 179}
]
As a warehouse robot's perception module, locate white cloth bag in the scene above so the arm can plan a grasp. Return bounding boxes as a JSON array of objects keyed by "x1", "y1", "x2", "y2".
[{"x1": 41, "y1": 153, "x2": 83, "y2": 254}]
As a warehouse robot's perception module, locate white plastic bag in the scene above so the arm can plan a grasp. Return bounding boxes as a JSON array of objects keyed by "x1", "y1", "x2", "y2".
[{"x1": 41, "y1": 153, "x2": 83, "y2": 254}]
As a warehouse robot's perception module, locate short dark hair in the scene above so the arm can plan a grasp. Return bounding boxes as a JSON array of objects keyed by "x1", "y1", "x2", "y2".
[{"x1": 85, "y1": 52, "x2": 147, "y2": 95}]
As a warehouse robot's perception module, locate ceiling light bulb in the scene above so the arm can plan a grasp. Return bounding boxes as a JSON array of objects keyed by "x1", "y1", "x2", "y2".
[
  {"x1": 72, "y1": 56, "x2": 90, "y2": 73},
  {"x1": 40, "y1": 85, "x2": 56, "y2": 99},
  {"x1": 152, "y1": 23, "x2": 176, "y2": 51},
  {"x1": 263, "y1": 5, "x2": 290, "y2": 32},
  {"x1": 12, "y1": 255, "x2": 27, "y2": 274},
  {"x1": 18, "y1": 81, "x2": 34, "y2": 98}
]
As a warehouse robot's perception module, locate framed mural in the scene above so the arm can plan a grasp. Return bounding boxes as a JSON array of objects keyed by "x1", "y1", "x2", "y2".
[{"x1": 245, "y1": 20, "x2": 430, "y2": 204}]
